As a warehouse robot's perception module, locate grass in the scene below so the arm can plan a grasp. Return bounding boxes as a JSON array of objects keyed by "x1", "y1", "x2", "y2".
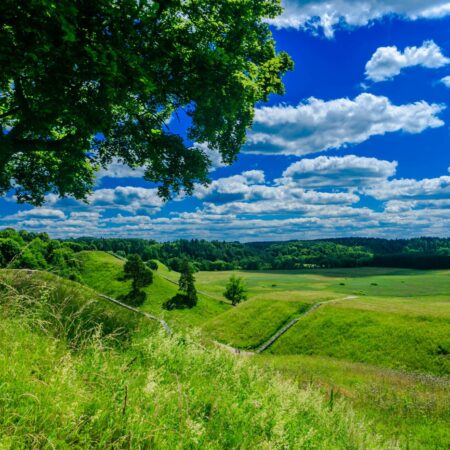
[
  {"x1": 202, "y1": 298, "x2": 311, "y2": 349},
  {"x1": 0, "y1": 269, "x2": 389, "y2": 449},
  {"x1": 268, "y1": 305, "x2": 450, "y2": 375},
  {"x1": 77, "y1": 251, "x2": 230, "y2": 328},
  {"x1": 6, "y1": 257, "x2": 448, "y2": 448},
  {"x1": 257, "y1": 354, "x2": 450, "y2": 450},
  {"x1": 195, "y1": 267, "x2": 450, "y2": 299}
]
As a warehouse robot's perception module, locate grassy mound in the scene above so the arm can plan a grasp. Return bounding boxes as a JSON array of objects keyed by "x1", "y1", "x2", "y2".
[
  {"x1": 202, "y1": 298, "x2": 311, "y2": 349},
  {"x1": 0, "y1": 270, "x2": 388, "y2": 449},
  {"x1": 76, "y1": 251, "x2": 230, "y2": 327},
  {"x1": 268, "y1": 303, "x2": 450, "y2": 376}
]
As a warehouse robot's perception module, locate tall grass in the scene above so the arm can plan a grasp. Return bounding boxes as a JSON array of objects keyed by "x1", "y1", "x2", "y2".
[{"x1": 0, "y1": 270, "x2": 392, "y2": 449}]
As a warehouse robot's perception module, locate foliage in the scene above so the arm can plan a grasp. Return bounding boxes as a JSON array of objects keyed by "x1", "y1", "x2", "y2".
[
  {"x1": 0, "y1": 228, "x2": 80, "y2": 278},
  {"x1": 123, "y1": 254, "x2": 153, "y2": 306},
  {"x1": 68, "y1": 236, "x2": 450, "y2": 270},
  {"x1": 0, "y1": 0, "x2": 292, "y2": 205},
  {"x1": 76, "y1": 251, "x2": 229, "y2": 328},
  {"x1": 163, "y1": 293, "x2": 195, "y2": 311},
  {"x1": 124, "y1": 254, "x2": 153, "y2": 291},
  {"x1": 223, "y1": 274, "x2": 248, "y2": 306},
  {"x1": 147, "y1": 259, "x2": 158, "y2": 271},
  {"x1": 178, "y1": 260, "x2": 198, "y2": 307}
]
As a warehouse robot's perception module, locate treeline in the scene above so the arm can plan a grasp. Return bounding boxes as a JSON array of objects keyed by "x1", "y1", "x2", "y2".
[
  {"x1": 67, "y1": 236, "x2": 450, "y2": 270},
  {"x1": 0, "y1": 228, "x2": 82, "y2": 279},
  {"x1": 2, "y1": 229, "x2": 448, "y2": 272}
]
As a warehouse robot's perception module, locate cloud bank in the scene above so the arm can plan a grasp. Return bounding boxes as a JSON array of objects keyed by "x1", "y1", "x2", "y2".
[
  {"x1": 245, "y1": 94, "x2": 444, "y2": 155},
  {"x1": 269, "y1": 1, "x2": 450, "y2": 38}
]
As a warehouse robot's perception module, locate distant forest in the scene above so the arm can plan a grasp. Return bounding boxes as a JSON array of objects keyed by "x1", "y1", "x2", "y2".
[
  {"x1": 68, "y1": 236, "x2": 450, "y2": 271},
  {"x1": 1, "y1": 228, "x2": 449, "y2": 271}
]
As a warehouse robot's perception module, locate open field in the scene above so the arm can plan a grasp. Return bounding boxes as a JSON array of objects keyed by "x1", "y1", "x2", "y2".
[
  {"x1": 256, "y1": 354, "x2": 450, "y2": 450},
  {"x1": 194, "y1": 266, "x2": 450, "y2": 448}
]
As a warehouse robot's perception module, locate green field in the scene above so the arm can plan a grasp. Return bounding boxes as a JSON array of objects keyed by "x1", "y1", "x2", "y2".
[
  {"x1": 0, "y1": 269, "x2": 386, "y2": 449},
  {"x1": 195, "y1": 266, "x2": 450, "y2": 448},
  {"x1": 9, "y1": 251, "x2": 447, "y2": 448}
]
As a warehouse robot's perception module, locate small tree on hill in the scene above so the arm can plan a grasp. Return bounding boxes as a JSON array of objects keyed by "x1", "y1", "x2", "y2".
[
  {"x1": 178, "y1": 260, "x2": 197, "y2": 307},
  {"x1": 123, "y1": 254, "x2": 153, "y2": 306},
  {"x1": 224, "y1": 275, "x2": 247, "y2": 306}
]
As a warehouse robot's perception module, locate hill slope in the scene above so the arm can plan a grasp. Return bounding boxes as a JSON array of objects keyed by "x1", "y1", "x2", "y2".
[
  {"x1": 0, "y1": 269, "x2": 388, "y2": 449},
  {"x1": 76, "y1": 251, "x2": 230, "y2": 327}
]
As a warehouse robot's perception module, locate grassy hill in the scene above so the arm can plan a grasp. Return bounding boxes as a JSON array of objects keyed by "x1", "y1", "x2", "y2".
[
  {"x1": 0, "y1": 269, "x2": 387, "y2": 449},
  {"x1": 195, "y1": 267, "x2": 450, "y2": 448},
  {"x1": 2, "y1": 253, "x2": 448, "y2": 448},
  {"x1": 76, "y1": 251, "x2": 230, "y2": 328}
]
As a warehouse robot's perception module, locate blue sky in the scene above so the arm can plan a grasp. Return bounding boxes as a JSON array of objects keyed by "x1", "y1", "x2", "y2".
[{"x1": 2, "y1": 0, "x2": 450, "y2": 241}]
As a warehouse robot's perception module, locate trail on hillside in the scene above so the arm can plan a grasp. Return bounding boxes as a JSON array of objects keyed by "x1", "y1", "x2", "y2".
[
  {"x1": 97, "y1": 292, "x2": 172, "y2": 334},
  {"x1": 256, "y1": 295, "x2": 358, "y2": 354},
  {"x1": 10, "y1": 268, "x2": 173, "y2": 334},
  {"x1": 108, "y1": 252, "x2": 229, "y2": 304}
]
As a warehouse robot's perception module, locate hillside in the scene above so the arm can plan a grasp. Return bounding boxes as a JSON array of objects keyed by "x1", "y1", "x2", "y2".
[
  {"x1": 0, "y1": 269, "x2": 387, "y2": 449},
  {"x1": 76, "y1": 251, "x2": 230, "y2": 328}
]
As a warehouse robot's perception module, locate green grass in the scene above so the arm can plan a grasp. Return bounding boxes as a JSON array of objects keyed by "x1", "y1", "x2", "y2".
[
  {"x1": 77, "y1": 251, "x2": 230, "y2": 328},
  {"x1": 195, "y1": 267, "x2": 450, "y2": 299},
  {"x1": 202, "y1": 298, "x2": 311, "y2": 349},
  {"x1": 257, "y1": 354, "x2": 450, "y2": 450},
  {"x1": 0, "y1": 269, "x2": 388, "y2": 449},
  {"x1": 268, "y1": 304, "x2": 450, "y2": 375},
  {"x1": 8, "y1": 259, "x2": 448, "y2": 448}
]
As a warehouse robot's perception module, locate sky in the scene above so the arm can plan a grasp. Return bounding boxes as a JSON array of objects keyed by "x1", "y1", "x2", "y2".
[{"x1": 1, "y1": 0, "x2": 450, "y2": 241}]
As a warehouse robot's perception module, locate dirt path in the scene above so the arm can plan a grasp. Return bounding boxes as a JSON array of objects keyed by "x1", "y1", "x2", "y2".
[{"x1": 255, "y1": 295, "x2": 358, "y2": 354}]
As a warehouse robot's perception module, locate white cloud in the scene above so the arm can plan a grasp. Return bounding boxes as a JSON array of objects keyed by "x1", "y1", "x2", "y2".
[
  {"x1": 280, "y1": 155, "x2": 397, "y2": 188},
  {"x1": 365, "y1": 175, "x2": 450, "y2": 200},
  {"x1": 89, "y1": 186, "x2": 164, "y2": 212},
  {"x1": 365, "y1": 41, "x2": 450, "y2": 82},
  {"x1": 270, "y1": 1, "x2": 450, "y2": 38},
  {"x1": 441, "y1": 75, "x2": 450, "y2": 87},
  {"x1": 245, "y1": 94, "x2": 444, "y2": 156},
  {"x1": 97, "y1": 159, "x2": 146, "y2": 181},
  {"x1": 194, "y1": 171, "x2": 266, "y2": 203}
]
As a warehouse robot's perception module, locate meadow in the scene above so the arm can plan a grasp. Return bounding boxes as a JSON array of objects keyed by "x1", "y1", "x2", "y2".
[
  {"x1": 2, "y1": 251, "x2": 448, "y2": 448},
  {"x1": 0, "y1": 269, "x2": 386, "y2": 449}
]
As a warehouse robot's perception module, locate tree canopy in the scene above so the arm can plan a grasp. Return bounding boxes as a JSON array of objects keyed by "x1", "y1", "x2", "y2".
[
  {"x1": 223, "y1": 275, "x2": 247, "y2": 306},
  {"x1": 0, "y1": 0, "x2": 292, "y2": 205}
]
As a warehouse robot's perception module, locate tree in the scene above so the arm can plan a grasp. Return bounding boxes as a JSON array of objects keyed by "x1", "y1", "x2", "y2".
[
  {"x1": 224, "y1": 275, "x2": 247, "y2": 306},
  {"x1": 0, "y1": 1, "x2": 293, "y2": 205},
  {"x1": 124, "y1": 254, "x2": 153, "y2": 292},
  {"x1": 178, "y1": 260, "x2": 197, "y2": 307}
]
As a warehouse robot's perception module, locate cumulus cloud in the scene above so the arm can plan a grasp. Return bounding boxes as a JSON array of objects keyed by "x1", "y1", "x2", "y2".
[
  {"x1": 365, "y1": 40, "x2": 450, "y2": 82},
  {"x1": 194, "y1": 171, "x2": 266, "y2": 204},
  {"x1": 280, "y1": 155, "x2": 397, "y2": 188},
  {"x1": 270, "y1": 1, "x2": 450, "y2": 38},
  {"x1": 365, "y1": 175, "x2": 450, "y2": 200},
  {"x1": 245, "y1": 94, "x2": 444, "y2": 156}
]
